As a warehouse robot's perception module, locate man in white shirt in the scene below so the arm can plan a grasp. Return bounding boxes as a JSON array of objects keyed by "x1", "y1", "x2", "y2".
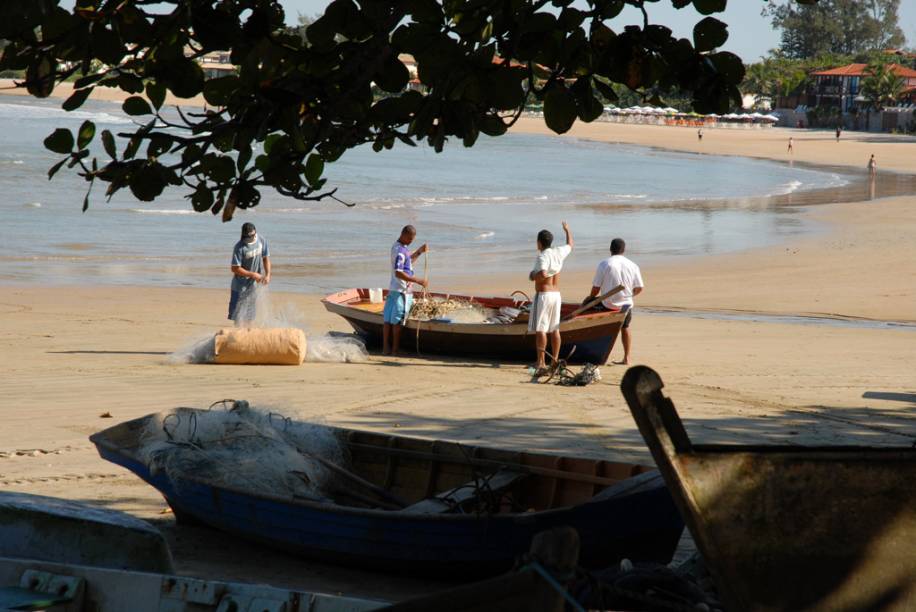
[
  {"x1": 528, "y1": 221, "x2": 573, "y2": 374},
  {"x1": 588, "y1": 238, "x2": 643, "y2": 365}
]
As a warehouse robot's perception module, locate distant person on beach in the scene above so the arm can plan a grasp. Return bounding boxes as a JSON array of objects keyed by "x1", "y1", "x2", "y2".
[
  {"x1": 383, "y1": 225, "x2": 428, "y2": 356},
  {"x1": 587, "y1": 238, "x2": 644, "y2": 365},
  {"x1": 836, "y1": 126, "x2": 842, "y2": 142},
  {"x1": 528, "y1": 221, "x2": 573, "y2": 375},
  {"x1": 868, "y1": 154, "x2": 877, "y2": 177},
  {"x1": 787, "y1": 137, "x2": 794, "y2": 154},
  {"x1": 229, "y1": 222, "x2": 270, "y2": 326},
  {"x1": 697, "y1": 128, "x2": 703, "y2": 141}
]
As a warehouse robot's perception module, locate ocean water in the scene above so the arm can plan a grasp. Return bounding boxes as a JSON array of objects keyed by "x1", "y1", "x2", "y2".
[{"x1": 0, "y1": 97, "x2": 849, "y2": 293}]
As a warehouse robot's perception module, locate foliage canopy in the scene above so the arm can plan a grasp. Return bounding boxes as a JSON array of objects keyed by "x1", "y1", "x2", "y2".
[
  {"x1": 0, "y1": 0, "x2": 788, "y2": 218},
  {"x1": 763, "y1": 0, "x2": 905, "y2": 60}
]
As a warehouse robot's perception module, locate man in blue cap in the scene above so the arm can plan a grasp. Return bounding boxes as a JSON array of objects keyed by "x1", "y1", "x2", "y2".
[{"x1": 229, "y1": 222, "x2": 271, "y2": 325}]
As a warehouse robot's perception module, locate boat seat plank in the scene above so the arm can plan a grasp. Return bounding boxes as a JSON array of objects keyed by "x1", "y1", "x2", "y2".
[{"x1": 404, "y1": 470, "x2": 527, "y2": 514}]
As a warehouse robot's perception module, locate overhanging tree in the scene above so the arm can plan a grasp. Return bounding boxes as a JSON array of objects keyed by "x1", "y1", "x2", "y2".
[{"x1": 0, "y1": 0, "x2": 814, "y2": 219}]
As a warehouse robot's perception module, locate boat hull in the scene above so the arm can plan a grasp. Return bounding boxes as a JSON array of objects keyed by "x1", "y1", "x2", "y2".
[
  {"x1": 622, "y1": 366, "x2": 916, "y2": 612},
  {"x1": 322, "y1": 289, "x2": 625, "y2": 365},
  {"x1": 91, "y1": 415, "x2": 683, "y2": 576}
]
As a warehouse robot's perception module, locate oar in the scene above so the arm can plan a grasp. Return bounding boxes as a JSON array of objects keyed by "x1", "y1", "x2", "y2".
[{"x1": 562, "y1": 284, "x2": 625, "y2": 321}]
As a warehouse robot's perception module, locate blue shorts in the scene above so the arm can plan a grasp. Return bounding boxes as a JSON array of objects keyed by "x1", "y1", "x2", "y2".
[
  {"x1": 383, "y1": 291, "x2": 413, "y2": 325},
  {"x1": 228, "y1": 290, "x2": 256, "y2": 322}
]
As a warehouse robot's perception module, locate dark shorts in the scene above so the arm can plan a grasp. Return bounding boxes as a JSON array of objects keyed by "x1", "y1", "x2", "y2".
[
  {"x1": 621, "y1": 306, "x2": 633, "y2": 329},
  {"x1": 228, "y1": 290, "x2": 256, "y2": 322}
]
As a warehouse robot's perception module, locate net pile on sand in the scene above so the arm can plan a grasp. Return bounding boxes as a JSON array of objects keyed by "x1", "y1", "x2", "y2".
[
  {"x1": 168, "y1": 289, "x2": 368, "y2": 364},
  {"x1": 138, "y1": 402, "x2": 346, "y2": 503},
  {"x1": 409, "y1": 296, "x2": 496, "y2": 323}
]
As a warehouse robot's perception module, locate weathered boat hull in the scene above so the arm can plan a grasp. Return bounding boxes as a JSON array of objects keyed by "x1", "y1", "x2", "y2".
[
  {"x1": 91, "y1": 412, "x2": 684, "y2": 576},
  {"x1": 621, "y1": 366, "x2": 916, "y2": 612},
  {"x1": 322, "y1": 289, "x2": 625, "y2": 365},
  {"x1": 0, "y1": 492, "x2": 173, "y2": 573},
  {"x1": 0, "y1": 556, "x2": 383, "y2": 611}
]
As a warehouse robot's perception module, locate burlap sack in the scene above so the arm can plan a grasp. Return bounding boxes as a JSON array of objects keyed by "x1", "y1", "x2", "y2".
[{"x1": 213, "y1": 327, "x2": 307, "y2": 365}]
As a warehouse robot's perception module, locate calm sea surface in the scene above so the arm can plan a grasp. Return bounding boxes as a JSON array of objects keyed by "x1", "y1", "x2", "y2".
[{"x1": 0, "y1": 97, "x2": 849, "y2": 293}]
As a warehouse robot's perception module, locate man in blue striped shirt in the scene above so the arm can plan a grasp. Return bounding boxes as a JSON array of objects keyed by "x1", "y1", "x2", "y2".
[{"x1": 383, "y1": 225, "x2": 428, "y2": 355}]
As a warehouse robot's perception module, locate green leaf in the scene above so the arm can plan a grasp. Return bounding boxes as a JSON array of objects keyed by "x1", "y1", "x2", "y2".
[
  {"x1": 128, "y1": 163, "x2": 167, "y2": 201},
  {"x1": 598, "y1": 0, "x2": 624, "y2": 18},
  {"x1": 26, "y1": 55, "x2": 56, "y2": 98},
  {"x1": 203, "y1": 75, "x2": 240, "y2": 107},
  {"x1": 116, "y1": 73, "x2": 144, "y2": 94},
  {"x1": 708, "y1": 51, "x2": 745, "y2": 84},
  {"x1": 593, "y1": 79, "x2": 618, "y2": 103},
  {"x1": 671, "y1": 0, "x2": 691, "y2": 7},
  {"x1": 43, "y1": 128, "x2": 73, "y2": 154},
  {"x1": 190, "y1": 184, "x2": 213, "y2": 212},
  {"x1": 487, "y1": 70, "x2": 525, "y2": 110},
  {"x1": 122, "y1": 96, "x2": 152, "y2": 116},
  {"x1": 77, "y1": 120, "x2": 95, "y2": 150},
  {"x1": 62, "y1": 87, "x2": 93, "y2": 111},
  {"x1": 543, "y1": 87, "x2": 578, "y2": 134},
  {"x1": 146, "y1": 81, "x2": 166, "y2": 110},
  {"x1": 373, "y1": 53, "x2": 409, "y2": 93},
  {"x1": 91, "y1": 25, "x2": 126, "y2": 65},
  {"x1": 101, "y1": 130, "x2": 117, "y2": 159},
  {"x1": 692, "y1": 0, "x2": 726, "y2": 15},
  {"x1": 74, "y1": 73, "x2": 105, "y2": 89},
  {"x1": 163, "y1": 60, "x2": 205, "y2": 98},
  {"x1": 304, "y1": 154, "x2": 324, "y2": 186},
  {"x1": 200, "y1": 154, "x2": 236, "y2": 182},
  {"x1": 47, "y1": 158, "x2": 67, "y2": 180},
  {"x1": 693, "y1": 17, "x2": 728, "y2": 52}
]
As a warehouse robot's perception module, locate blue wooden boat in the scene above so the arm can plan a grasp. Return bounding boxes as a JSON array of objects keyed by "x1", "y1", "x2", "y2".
[
  {"x1": 323, "y1": 288, "x2": 627, "y2": 365},
  {"x1": 90, "y1": 410, "x2": 684, "y2": 575}
]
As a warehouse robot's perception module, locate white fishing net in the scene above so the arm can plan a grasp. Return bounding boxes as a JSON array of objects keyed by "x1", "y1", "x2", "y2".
[{"x1": 137, "y1": 403, "x2": 346, "y2": 502}]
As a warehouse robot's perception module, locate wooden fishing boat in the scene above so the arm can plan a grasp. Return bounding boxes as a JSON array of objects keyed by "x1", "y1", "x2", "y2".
[
  {"x1": 322, "y1": 288, "x2": 627, "y2": 364},
  {"x1": 90, "y1": 409, "x2": 684, "y2": 576},
  {"x1": 0, "y1": 491, "x2": 173, "y2": 573},
  {"x1": 0, "y1": 555, "x2": 383, "y2": 611},
  {"x1": 621, "y1": 366, "x2": 916, "y2": 612}
]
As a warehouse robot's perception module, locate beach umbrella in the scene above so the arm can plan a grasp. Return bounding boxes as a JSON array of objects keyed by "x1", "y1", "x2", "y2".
[{"x1": 664, "y1": 107, "x2": 679, "y2": 114}]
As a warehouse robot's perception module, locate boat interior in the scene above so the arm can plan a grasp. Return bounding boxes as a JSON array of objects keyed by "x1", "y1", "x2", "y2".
[
  {"x1": 94, "y1": 413, "x2": 657, "y2": 516},
  {"x1": 328, "y1": 288, "x2": 609, "y2": 320}
]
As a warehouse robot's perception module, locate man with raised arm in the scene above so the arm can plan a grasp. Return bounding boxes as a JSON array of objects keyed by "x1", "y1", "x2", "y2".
[
  {"x1": 383, "y1": 225, "x2": 428, "y2": 356},
  {"x1": 528, "y1": 221, "x2": 573, "y2": 375}
]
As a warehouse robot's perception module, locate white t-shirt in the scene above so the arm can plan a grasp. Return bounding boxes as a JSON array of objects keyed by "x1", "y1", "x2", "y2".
[
  {"x1": 592, "y1": 255, "x2": 644, "y2": 308},
  {"x1": 533, "y1": 244, "x2": 572, "y2": 278}
]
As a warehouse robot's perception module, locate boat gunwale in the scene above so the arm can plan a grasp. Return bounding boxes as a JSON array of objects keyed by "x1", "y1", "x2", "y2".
[
  {"x1": 89, "y1": 412, "x2": 660, "y2": 522},
  {"x1": 321, "y1": 288, "x2": 627, "y2": 335}
]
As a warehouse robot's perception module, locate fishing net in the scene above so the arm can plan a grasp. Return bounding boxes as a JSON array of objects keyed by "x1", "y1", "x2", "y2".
[
  {"x1": 137, "y1": 402, "x2": 346, "y2": 502},
  {"x1": 409, "y1": 296, "x2": 496, "y2": 323},
  {"x1": 167, "y1": 290, "x2": 368, "y2": 364}
]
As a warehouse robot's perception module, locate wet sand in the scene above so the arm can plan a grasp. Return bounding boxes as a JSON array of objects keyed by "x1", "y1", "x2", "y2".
[{"x1": 1, "y1": 116, "x2": 915, "y2": 601}]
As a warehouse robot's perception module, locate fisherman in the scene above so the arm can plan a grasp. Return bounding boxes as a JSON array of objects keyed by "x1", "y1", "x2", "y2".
[
  {"x1": 383, "y1": 225, "x2": 428, "y2": 356},
  {"x1": 229, "y1": 222, "x2": 270, "y2": 326},
  {"x1": 528, "y1": 221, "x2": 573, "y2": 375},
  {"x1": 587, "y1": 238, "x2": 643, "y2": 365}
]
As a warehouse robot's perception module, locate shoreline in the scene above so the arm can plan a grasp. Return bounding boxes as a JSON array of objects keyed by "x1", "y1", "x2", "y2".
[{"x1": 1, "y1": 107, "x2": 915, "y2": 598}]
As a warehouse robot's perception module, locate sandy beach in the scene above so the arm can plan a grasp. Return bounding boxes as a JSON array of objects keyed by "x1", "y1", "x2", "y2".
[{"x1": 1, "y1": 96, "x2": 915, "y2": 600}]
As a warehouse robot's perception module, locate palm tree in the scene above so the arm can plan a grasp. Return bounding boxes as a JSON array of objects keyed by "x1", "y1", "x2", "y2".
[{"x1": 860, "y1": 61, "x2": 906, "y2": 110}]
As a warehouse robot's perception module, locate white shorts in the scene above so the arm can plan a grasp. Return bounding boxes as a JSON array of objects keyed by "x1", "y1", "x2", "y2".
[{"x1": 528, "y1": 292, "x2": 562, "y2": 333}]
